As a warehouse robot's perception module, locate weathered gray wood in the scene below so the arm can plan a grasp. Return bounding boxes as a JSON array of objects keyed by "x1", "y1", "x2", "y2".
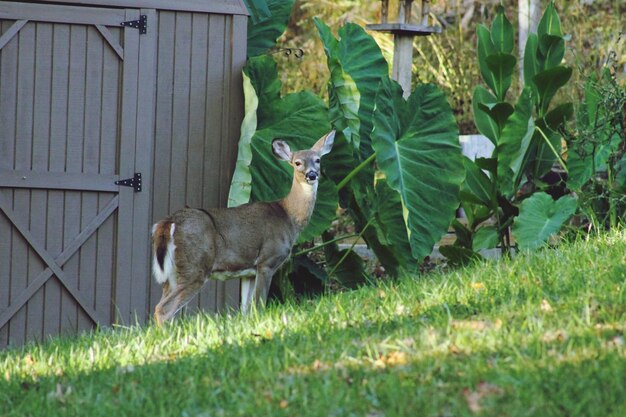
[
  {"x1": 188, "y1": 13, "x2": 211, "y2": 311},
  {"x1": 96, "y1": 24, "x2": 121, "y2": 324},
  {"x1": 129, "y1": 8, "x2": 157, "y2": 321},
  {"x1": 95, "y1": 25, "x2": 123, "y2": 60},
  {"x1": 205, "y1": 14, "x2": 228, "y2": 312},
  {"x1": 149, "y1": 10, "x2": 176, "y2": 314},
  {"x1": 0, "y1": 2, "x2": 125, "y2": 26},
  {"x1": 0, "y1": 196, "x2": 119, "y2": 331},
  {"x1": 0, "y1": 19, "x2": 26, "y2": 50},
  {"x1": 44, "y1": 22, "x2": 70, "y2": 338},
  {"x1": 225, "y1": 14, "x2": 248, "y2": 309},
  {"x1": 366, "y1": 23, "x2": 441, "y2": 35},
  {"x1": 114, "y1": 9, "x2": 141, "y2": 324},
  {"x1": 0, "y1": 170, "x2": 120, "y2": 191},
  {"x1": 169, "y1": 12, "x2": 192, "y2": 211},
  {"x1": 64, "y1": 24, "x2": 88, "y2": 333},
  {"x1": 54, "y1": 22, "x2": 77, "y2": 334},
  {"x1": 10, "y1": 20, "x2": 36, "y2": 346},
  {"x1": 33, "y1": 0, "x2": 249, "y2": 15},
  {"x1": 79, "y1": 25, "x2": 104, "y2": 325},
  {"x1": 0, "y1": 194, "x2": 107, "y2": 325}
]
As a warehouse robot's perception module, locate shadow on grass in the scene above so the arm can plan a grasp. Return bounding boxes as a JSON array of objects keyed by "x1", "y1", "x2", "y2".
[{"x1": 2, "y1": 298, "x2": 626, "y2": 417}]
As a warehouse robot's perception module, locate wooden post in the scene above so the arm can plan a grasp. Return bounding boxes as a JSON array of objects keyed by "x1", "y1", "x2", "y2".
[{"x1": 368, "y1": 0, "x2": 440, "y2": 99}]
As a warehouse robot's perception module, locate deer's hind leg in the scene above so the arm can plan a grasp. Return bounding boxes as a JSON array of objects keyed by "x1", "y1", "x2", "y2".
[{"x1": 154, "y1": 268, "x2": 205, "y2": 325}]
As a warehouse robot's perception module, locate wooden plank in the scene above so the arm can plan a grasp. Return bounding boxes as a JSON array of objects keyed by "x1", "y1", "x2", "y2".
[
  {"x1": 32, "y1": 0, "x2": 249, "y2": 15},
  {"x1": 95, "y1": 25, "x2": 122, "y2": 325},
  {"x1": 149, "y1": 10, "x2": 175, "y2": 313},
  {"x1": 44, "y1": 24, "x2": 71, "y2": 335},
  {"x1": 169, "y1": 11, "x2": 192, "y2": 211},
  {"x1": 151, "y1": 11, "x2": 174, "y2": 221},
  {"x1": 188, "y1": 13, "x2": 209, "y2": 312},
  {"x1": 204, "y1": 14, "x2": 226, "y2": 211},
  {"x1": 10, "y1": 20, "x2": 36, "y2": 346},
  {"x1": 0, "y1": 2, "x2": 126, "y2": 26},
  {"x1": 0, "y1": 19, "x2": 27, "y2": 51},
  {"x1": 129, "y1": 8, "x2": 157, "y2": 322},
  {"x1": 115, "y1": 9, "x2": 140, "y2": 325},
  {"x1": 44, "y1": 22, "x2": 70, "y2": 339},
  {"x1": 95, "y1": 25, "x2": 123, "y2": 60},
  {"x1": 220, "y1": 16, "x2": 247, "y2": 308},
  {"x1": 205, "y1": 14, "x2": 227, "y2": 311},
  {"x1": 225, "y1": 14, "x2": 248, "y2": 309},
  {"x1": 0, "y1": 194, "x2": 107, "y2": 325},
  {"x1": 0, "y1": 20, "x2": 18, "y2": 171},
  {"x1": 79, "y1": 25, "x2": 104, "y2": 326},
  {"x1": 0, "y1": 196, "x2": 119, "y2": 331},
  {"x1": 0, "y1": 170, "x2": 120, "y2": 191},
  {"x1": 0, "y1": 19, "x2": 18, "y2": 346},
  {"x1": 64, "y1": 24, "x2": 87, "y2": 332}
]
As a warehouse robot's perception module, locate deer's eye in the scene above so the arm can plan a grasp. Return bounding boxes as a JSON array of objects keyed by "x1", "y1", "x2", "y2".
[
  {"x1": 315, "y1": 158, "x2": 321, "y2": 163},
  {"x1": 294, "y1": 160, "x2": 302, "y2": 167}
]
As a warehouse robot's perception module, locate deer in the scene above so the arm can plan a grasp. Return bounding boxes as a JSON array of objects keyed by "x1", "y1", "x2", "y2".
[{"x1": 151, "y1": 131, "x2": 335, "y2": 325}]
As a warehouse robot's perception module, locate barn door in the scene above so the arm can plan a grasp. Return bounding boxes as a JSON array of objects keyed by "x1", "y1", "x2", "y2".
[{"x1": 0, "y1": 2, "x2": 156, "y2": 347}]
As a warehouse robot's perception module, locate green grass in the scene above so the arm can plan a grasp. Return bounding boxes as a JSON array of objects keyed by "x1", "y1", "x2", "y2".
[{"x1": 2, "y1": 232, "x2": 626, "y2": 417}]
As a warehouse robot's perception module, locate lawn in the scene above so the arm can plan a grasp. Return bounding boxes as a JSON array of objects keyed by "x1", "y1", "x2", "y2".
[{"x1": 1, "y1": 232, "x2": 626, "y2": 417}]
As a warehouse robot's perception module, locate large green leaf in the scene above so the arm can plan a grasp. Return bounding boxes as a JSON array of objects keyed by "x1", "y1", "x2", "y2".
[
  {"x1": 477, "y1": 101, "x2": 515, "y2": 132},
  {"x1": 477, "y1": 24, "x2": 498, "y2": 98},
  {"x1": 523, "y1": 33, "x2": 540, "y2": 88},
  {"x1": 491, "y1": 6, "x2": 514, "y2": 54},
  {"x1": 472, "y1": 86, "x2": 499, "y2": 144},
  {"x1": 372, "y1": 78, "x2": 464, "y2": 260},
  {"x1": 537, "y1": 2, "x2": 562, "y2": 41},
  {"x1": 485, "y1": 53, "x2": 516, "y2": 101},
  {"x1": 234, "y1": 56, "x2": 334, "y2": 238},
  {"x1": 372, "y1": 179, "x2": 413, "y2": 268},
  {"x1": 316, "y1": 20, "x2": 389, "y2": 160},
  {"x1": 246, "y1": 0, "x2": 295, "y2": 58},
  {"x1": 228, "y1": 71, "x2": 259, "y2": 207},
  {"x1": 497, "y1": 87, "x2": 535, "y2": 197},
  {"x1": 533, "y1": 66, "x2": 572, "y2": 116},
  {"x1": 531, "y1": 122, "x2": 562, "y2": 179},
  {"x1": 460, "y1": 156, "x2": 496, "y2": 209},
  {"x1": 316, "y1": 19, "x2": 361, "y2": 151},
  {"x1": 513, "y1": 192, "x2": 577, "y2": 249},
  {"x1": 473, "y1": 225, "x2": 499, "y2": 251},
  {"x1": 337, "y1": 23, "x2": 389, "y2": 159},
  {"x1": 539, "y1": 34, "x2": 565, "y2": 70}
]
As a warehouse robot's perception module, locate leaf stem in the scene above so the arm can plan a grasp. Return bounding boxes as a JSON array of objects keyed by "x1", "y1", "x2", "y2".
[
  {"x1": 337, "y1": 153, "x2": 377, "y2": 191},
  {"x1": 293, "y1": 233, "x2": 360, "y2": 257},
  {"x1": 328, "y1": 218, "x2": 373, "y2": 277},
  {"x1": 535, "y1": 126, "x2": 568, "y2": 174}
]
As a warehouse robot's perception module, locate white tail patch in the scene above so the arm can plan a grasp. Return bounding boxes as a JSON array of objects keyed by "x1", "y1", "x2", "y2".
[{"x1": 152, "y1": 223, "x2": 177, "y2": 290}]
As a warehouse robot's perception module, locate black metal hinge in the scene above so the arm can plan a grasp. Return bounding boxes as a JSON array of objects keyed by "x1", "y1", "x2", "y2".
[
  {"x1": 121, "y1": 15, "x2": 147, "y2": 34},
  {"x1": 116, "y1": 172, "x2": 142, "y2": 192}
]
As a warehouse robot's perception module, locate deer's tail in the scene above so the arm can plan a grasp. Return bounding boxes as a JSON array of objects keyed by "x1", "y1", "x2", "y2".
[{"x1": 151, "y1": 220, "x2": 177, "y2": 288}]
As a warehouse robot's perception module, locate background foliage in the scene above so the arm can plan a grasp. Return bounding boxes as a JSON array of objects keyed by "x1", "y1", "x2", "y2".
[{"x1": 275, "y1": 0, "x2": 625, "y2": 134}]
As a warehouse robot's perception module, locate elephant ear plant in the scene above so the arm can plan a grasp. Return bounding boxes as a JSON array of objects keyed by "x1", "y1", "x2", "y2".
[
  {"x1": 229, "y1": 19, "x2": 465, "y2": 292},
  {"x1": 445, "y1": 2, "x2": 577, "y2": 262}
]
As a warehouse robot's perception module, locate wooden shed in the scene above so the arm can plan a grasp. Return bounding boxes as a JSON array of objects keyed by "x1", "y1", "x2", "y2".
[{"x1": 0, "y1": 0, "x2": 247, "y2": 348}]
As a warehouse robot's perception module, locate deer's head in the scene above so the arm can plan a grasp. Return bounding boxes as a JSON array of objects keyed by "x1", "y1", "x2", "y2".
[{"x1": 272, "y1": 131, "x2": 335, "y2": 186}]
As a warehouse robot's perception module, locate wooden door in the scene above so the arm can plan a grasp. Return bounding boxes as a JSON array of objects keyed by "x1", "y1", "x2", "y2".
[{"x1": 0, "y1": 2, "x2": 156, "y2": 347}]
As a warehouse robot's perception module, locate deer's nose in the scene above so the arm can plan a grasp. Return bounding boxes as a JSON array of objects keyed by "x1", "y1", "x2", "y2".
[{"x1": 306, "y1": 171, "x2": 318, "y2": 181}]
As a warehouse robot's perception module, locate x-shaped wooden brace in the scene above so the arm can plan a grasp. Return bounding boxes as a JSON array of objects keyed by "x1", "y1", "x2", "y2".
[{"x1": 0, "y1": 193, "x2": 118, "y2": 329}]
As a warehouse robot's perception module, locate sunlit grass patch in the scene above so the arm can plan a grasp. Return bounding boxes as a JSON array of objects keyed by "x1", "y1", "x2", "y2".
[{"x1": 1, "y1": 232, "x2": 626, "y2": 416}]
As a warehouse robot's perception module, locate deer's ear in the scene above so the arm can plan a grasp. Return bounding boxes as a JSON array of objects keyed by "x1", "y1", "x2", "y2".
[
  {"x1": 312, "y1": 130, "x2": 335, "y2": 156},
  {"x1": 272, "y1": 139, "x2": 292, "y2": 161}
]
